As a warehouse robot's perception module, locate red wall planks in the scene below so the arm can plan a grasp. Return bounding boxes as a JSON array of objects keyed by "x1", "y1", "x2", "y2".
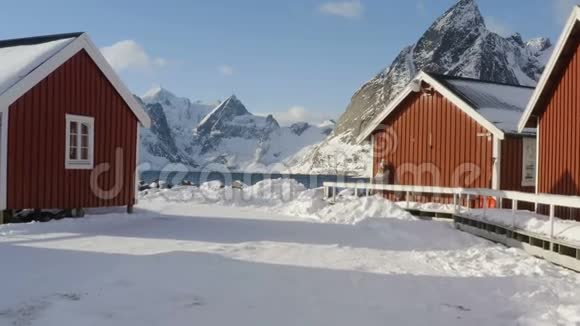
[
  {"x1": 536, "y1": 41, "x2": 580, "y2": 220},
  {"x1": 372, "y1": 83, "x2": 535, "y2": 205},
  {"x1": 6, "y1": 50, "x2": 139, "y2": 210},
  {"x1": 538, "y1": 42, "x2": 580, "y2": 197},
  {"x1": 500, "y1": 135, "x2": 535, "y2": 210},
  {"x1": 372, "y1": 87, "x2": 493, "y2": 190},
  {"x1": 500, "y1": 136, "x2": 535, "y2": 193}
]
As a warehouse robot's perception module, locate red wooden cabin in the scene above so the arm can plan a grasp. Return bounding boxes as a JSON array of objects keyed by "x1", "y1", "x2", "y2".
[
  {"x1": 519, "y1": 6, "x2": 580, "y2": 220},
  {"x1": 358, "y1": 71, "x2": 536, "y2": 207},
  {"x1": 0, "y1": 33, "x2": 150, "y2": 218}
]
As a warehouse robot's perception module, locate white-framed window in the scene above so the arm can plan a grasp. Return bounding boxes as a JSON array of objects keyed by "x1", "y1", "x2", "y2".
[
  {"x1": 65, "y1": 114, "x2": 94, "y2": 170},
  {"x1": 521, "y1": 137, "x2": 536, "y2": 187}
]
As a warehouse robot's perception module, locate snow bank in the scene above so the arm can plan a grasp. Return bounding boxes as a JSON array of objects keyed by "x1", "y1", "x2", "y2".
[{"x1": 140, "y1": 178, "x2": 414, "y2": 224}]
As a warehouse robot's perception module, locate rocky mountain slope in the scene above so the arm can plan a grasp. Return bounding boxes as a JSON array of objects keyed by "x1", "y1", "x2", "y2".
[
  {"x1": 139, "y1": 90, "x2": 334, "y2": 172},
  {"x1": 290, "y1": 0, "x2": 552, "y2": 175},
  {"x1": 139, "y1": 88, "x2": 215, "y2": 168}
]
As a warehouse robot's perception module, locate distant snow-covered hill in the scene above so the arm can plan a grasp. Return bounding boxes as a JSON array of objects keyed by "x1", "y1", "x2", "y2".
[
  {"x1": 139, "y1": 90, "x2": 334, "y2": 172},
  {"x1": 290, "y1": 0, "x2": 553, "y2": 175}
]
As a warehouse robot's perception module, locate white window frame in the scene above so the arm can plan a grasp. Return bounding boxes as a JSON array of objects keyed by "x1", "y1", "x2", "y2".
[
  {"x1": 521, "y1": 137, "x2": 536, "y2": 187},
  {"x1": 65, "y1": 114, "x2": 95, "y2": 170}
]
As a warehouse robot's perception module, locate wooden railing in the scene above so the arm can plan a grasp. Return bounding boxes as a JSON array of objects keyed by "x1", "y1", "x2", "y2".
[{"x1": 323, "y1": 182, "x2": 580, "y2": 240}]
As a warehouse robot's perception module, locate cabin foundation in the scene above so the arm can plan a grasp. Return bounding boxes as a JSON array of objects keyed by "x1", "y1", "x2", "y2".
[{"x1": 0, "y1": 210, "x2": 12, "y2": 224}]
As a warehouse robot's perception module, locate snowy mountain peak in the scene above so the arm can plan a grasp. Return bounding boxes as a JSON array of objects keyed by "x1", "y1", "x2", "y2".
[
  {"x1": 193, "y1": 94, "x2": 283, "y2": 153},
  {"x1": 138, "y1": 89, "x2": 217, "y2": 168},
  {"x1": 197, "y1": 95, "x2": 250, "y2": 131},
  {"x1": 433, "y1": 0, "x2": 484, "y2": 32},
  {"x1": 526, "y1": 37, "x2": 552, "y2": 53},
  {"x1": 140, "y1": 88, "x2": 331, "y2": 171},
  {"x1": 227, "y1": 94, "x2": 240, "y2": 102},
  {"x1": 142, "y1": 87, "x2": 178, "y2": 103},
  {"x1": 317, "y1": 120, "x2": 336, "y2": 129},
  {"x1": 509, "y1": 33, "x2": 525, "y2": 47}
]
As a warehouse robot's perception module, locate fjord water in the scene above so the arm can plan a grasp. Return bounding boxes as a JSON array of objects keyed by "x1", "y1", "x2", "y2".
[{"x1": 140, "y1": 171, "x2": 367, "y2": 189}]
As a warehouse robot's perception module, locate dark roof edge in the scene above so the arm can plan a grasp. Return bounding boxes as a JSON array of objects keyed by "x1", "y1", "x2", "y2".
[
  {"x1": 425, "y1": 72, "x2": 536, "y2": 90},
  {"x1": 0, "y1": 32, "x2": 84, "y2": 49}
]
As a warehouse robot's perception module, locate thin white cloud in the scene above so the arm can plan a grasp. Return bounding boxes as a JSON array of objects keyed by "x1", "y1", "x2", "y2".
[
  {"x1": 218, "y1": 65, "x2": 234, "y2": 76},
  {"x1": 485, "y1": 16, "x2": 512, "y2": 37},
  {"x1": 100, "y1": 40, "x2": 167, "y2": 72},
  {"x1": 264, "y1": 106, "x2": 334, "y2": 126},
  {"x1": 319, "y1": 0, "x2": 363, "y2": 19},
  {"x1": 554, "y1": 0, "x2": 578, "y2": 23}
]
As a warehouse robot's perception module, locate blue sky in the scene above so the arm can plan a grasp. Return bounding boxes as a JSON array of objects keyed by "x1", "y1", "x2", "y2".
[{"x1": 0, "y1": 0, "x2": 577, "y2": 124}]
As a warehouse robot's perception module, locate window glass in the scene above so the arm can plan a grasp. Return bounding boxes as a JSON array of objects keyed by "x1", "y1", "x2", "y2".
[
  {"x1": 66, "y1": 115, "x2": 94, "y2": 169},
  {"x1": 522, "y1": 137, "x2": 536, "y2": 187}
]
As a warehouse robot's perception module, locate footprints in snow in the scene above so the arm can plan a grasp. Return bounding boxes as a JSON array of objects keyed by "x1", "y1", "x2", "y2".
[{"x1": 0, "y1": 292, "x2": 84, "y2": 326}]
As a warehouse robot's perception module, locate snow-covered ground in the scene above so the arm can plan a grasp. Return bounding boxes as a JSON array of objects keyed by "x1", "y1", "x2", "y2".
[{"x1": 1, "y1": 180, "x2": 580, "y2": 325}]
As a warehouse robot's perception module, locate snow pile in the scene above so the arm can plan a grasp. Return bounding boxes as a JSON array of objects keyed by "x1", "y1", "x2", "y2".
[
  {"x1": 280, "y1": 188, "x2": 414, "y2": 224},
  {"x1": 140, "y1": 179, "x2": 414, "y2": 224},
  {"x1": 0, "y1": 38, "x2": 74, "y2": 95}
]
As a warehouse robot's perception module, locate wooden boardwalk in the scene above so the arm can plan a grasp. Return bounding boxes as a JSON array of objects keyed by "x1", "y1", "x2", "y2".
[{"x1": 324, "y1": 182, "x2": 580, "y2": 272}]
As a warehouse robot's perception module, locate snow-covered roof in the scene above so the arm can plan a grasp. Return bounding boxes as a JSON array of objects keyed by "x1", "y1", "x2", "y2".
[
  {"x1": 0, "y1": 33, "x2": 151, "y2": 127},
  {"x1": 0, "y1": 33, "x2": 80, "y2": 96},
  {"x1": 518, "y1": 6, "x2": 580, "y2": 131},
  {"x1": 430, "y1": 74, "x2": 535, "y2": 134},
  {"x1": 358, "y1": 71, "x2": 535, "y2": 143}
]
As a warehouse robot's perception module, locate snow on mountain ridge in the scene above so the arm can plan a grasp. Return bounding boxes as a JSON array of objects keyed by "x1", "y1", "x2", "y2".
[
  {"x1": 142, "y1": 87, "x2": 214, "y2": 127},
  {"x1": 142, "y1": 86, "x2": 166, "y2": 101},
  {"x1": 432, "y1": 0, "x2": 483, "y2": 32},
  {"x1": 140, "y1": 92, "x2": 334, "y2": 172},
  {"x1": 525, "y1": 37, "x2": 552, "y2": 53},
  {"x1": 196, "y1": 95, "x2": 251, "y2": 134}
]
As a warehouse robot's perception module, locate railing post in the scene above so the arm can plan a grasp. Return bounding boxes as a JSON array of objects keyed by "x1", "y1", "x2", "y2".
[
  {"x1": 453, "y1": 193, "x2": 459, "y2": 214},
  {"x1": 332, "y1": 186, "x2": 336, "y2": 202},
  {"x1": 466, "y1": 194, "x2": 471, "y2": 211},
  {"x1": 483, "y1": 196, "x2": 487, "y2": 217},
  {"x1": 512, "y1": 199, "x2": 518, "y2": 228},
  {"x1": 406, "y1": 191, "x2": 410, "y2": 209},
  {"x1": 549, "y1": 204, "x2": 555, "y2": 240}
]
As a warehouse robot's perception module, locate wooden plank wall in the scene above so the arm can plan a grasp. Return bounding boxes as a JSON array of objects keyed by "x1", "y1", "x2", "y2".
[
  {"x1": 538, "y1": 41, "x2": 580, "y2": 220},
  {"x1": 500, "y1": 135, "x2": 535, "y2": 210},
  {"x1": 372, "y1": 86, "x2": 493, "y2": 204},
  {"x1": 7, "y1": 50, "x2": 138, "y2": 210}
]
